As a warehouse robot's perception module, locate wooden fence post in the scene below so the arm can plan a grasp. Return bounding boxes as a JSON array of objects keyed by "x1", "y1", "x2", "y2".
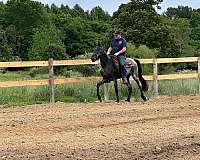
[
  {"x1": 104, "y1": 83, "x2": 109, "y2": 101},
  {"x1": 48, "y1": 58, "x2": 55, "y2": 103},
  {"x1": 153, "y1": 58, "x2": 158, "y2": 96},
  {"x1": 198, "y1": 57, "x2": 200, "y2": 94}
]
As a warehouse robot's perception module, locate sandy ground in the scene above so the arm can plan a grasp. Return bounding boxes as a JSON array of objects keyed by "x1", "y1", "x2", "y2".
[{"x1": 0, "y1": 96, "x2": 200, "y2": 160}]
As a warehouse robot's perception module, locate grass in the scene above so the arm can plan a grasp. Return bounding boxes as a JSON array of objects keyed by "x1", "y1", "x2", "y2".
[
  {"x1": 0, "y1": 78, "x2": 199, "y2": 106},
  {"x1": 0, "y1": 69, "x2": 199, "y2": 106},
  {"x1": 158, "y1": 78, "x2": 199, "y2": 96},
  {"x1": 0, "y1": 70, "x2": 49, "y2": 81}
]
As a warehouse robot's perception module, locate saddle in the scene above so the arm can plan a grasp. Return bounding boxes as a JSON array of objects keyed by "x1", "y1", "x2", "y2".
[{"x1": 109, "y1": 55, "x2": 134, "y2": 73}]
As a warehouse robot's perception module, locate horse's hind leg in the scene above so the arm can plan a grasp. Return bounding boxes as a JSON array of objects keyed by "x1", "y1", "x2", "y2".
[
  {"x1": 126, "y1": 74, "x2": 132, "y2": 102},
  {"x1": 133, "y1": 75, "x2": 147, "y2": 101},
  {"x1": 97, "y1": 80, "x2": 105, "y2": 102},
  {"x1": 113, "y1": 79, "x2": 119, "y2": 103},
  {"x1": 131, "y1": 71, "x2": 147, "y2": 101}
]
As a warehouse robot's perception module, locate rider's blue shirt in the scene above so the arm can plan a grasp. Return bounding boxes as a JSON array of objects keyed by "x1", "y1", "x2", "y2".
[{"x1": 111, "y1": 38, "x2": 127, "y2": 55}]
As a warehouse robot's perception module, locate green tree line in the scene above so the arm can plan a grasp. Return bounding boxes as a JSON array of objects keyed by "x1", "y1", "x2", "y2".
[{"x1": 0, "y1": 0, "x2": 199, "y2": 62}]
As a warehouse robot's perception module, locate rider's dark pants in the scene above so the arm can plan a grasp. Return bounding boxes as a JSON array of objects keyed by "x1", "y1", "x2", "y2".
[{"x1": 118, "y1": 55, "x2": 127, "y2": 78}]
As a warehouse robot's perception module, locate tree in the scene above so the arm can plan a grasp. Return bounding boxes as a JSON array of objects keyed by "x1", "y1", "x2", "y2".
[
  {"x1": 165, "y1": 6, "x2": 193, "y2": 19},
  {"x1": 4, "y1": 25, "x2": 18, "y2": 55},
  {"x1": 190, "y1": 12, "x2": 200, "y2": 28},
  {"x1": 5, "y1": 0, "x2": 50, "y2": 33},
  {"x1": 62, "y1": 17, "x2": 91, "y2": 57},
  {"x1": 112, "y1": 0, "x2": 173, "y2": 51},
  {"x1": 126, "y1": 43, "x2": 156, "y2": 58},
  {"x1": 50, "y1": 3, "x2": 59, "y2": 13},
  {"x1": 90, "y1": 6, "x2": 110, "y2": 21},
  {"x1": 189, "y1": 12, "x2": 200, "y2": 55},
  {"x1": 58, "y1": 13, "x2": 111, "y2": 57},
  {"x1": 191, "y1": 26, "x2": 200, "y2": 41},
  {"x1": 60, "y1": 4, "x2": 71, "y2": 13},
  {"x1": 88, "y1": 20, "x2": 111, "y2": 34},
  {"x1": 4, "y1": 0, "x2": 51, "y2": 60},
  {"x1": 0, "y1": 2, "x2": 5, "y2": 26},
  {"x1": 170, "y1": 18, "x2": 191, "y2": 55},
  {"x1": 29, "y1": 25, "x2": 66, "y2": 60},
  {"x1": 189, "y1": 40, "x2": 200, "y2": 55},
  {"x1": 71, "y1": 4, "x2": 87, "y2": 19},
  {"x1": 48, "y1": 4, "x2": 111, "y2": 57},
  {"x1": 0, "y1": 26, "x2": 13, "y2": 61}
]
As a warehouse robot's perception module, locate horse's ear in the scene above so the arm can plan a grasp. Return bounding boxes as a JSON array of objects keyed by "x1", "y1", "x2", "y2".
[{"x1": 95, "y1": 41, "x2": 102, "y2": 47}]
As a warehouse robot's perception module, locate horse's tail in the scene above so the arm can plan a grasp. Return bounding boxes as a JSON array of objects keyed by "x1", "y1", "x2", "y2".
[{"x1": 134, "y1": 59, "x2": 149, "y2": 92}]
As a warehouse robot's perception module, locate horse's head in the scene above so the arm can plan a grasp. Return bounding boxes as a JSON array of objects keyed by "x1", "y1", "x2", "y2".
[{"x1": 91, "y1": 43, "x2": 106, "y2": 62}]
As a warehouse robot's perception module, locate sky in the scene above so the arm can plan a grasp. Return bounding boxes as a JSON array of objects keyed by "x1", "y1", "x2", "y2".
[{"x1": 1, "y1": 0, "x2": 200, "y2": 15}]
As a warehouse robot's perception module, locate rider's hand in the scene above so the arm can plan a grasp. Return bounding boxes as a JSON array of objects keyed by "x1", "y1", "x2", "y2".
[
  {"x1": 114, "y1": 52, "x2": 120, "y2": 56},
  {"x1": 106, "y1": 52, "x2": 111, "y2": 59}
]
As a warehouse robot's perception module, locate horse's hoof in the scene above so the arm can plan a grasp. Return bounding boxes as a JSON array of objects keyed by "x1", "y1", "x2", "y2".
[
  {"x1": 125, "y1": 99, "x2": 130, "y2": 102},
  {"x1": 142, "y1": 96, "x2": 148, "y2": 101},
  {"x1": 116, "y1": 100, "x2": 119, "y2": 103}
]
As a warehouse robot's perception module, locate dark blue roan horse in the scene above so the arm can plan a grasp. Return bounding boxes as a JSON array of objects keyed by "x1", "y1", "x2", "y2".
[{"x1": 91, "y1": 44, "x2": 148, "y2": 102}]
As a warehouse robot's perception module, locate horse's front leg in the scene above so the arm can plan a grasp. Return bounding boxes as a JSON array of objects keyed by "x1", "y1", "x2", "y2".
[
  {"x1": 97, "y1": 80, "x2": 105, "y2": 102},
  {"x1": 113, "y1": 79, "x2": 119, "y2": 103}
]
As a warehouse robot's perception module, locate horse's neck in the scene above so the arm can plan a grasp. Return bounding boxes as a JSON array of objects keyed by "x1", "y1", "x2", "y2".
[{"x1": 100, "y1": 54, "x2": 110, "y2": 69}]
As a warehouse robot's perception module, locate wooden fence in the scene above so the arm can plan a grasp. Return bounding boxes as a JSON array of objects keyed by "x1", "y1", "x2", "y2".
[{"x1": 0, "y1": 57, "x2": 199, "y2": 103}]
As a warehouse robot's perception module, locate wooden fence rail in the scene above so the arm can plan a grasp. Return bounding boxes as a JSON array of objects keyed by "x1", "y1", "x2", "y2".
[
  {"x1": 0, "y1": 57, "x2": 199, "y2": 103},
  {"x1": 0, "y1": 57, "x2": 198, "y2": 68}
]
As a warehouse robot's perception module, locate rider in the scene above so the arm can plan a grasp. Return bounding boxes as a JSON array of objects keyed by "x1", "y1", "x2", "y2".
[{"x1": 107, "y1": 31, "x2": 128, "y2": 83}]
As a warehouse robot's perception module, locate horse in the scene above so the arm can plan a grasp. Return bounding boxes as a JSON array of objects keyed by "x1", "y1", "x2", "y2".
[{"x1": 91, "y1": 44, "x2": 148, "y2": 102}]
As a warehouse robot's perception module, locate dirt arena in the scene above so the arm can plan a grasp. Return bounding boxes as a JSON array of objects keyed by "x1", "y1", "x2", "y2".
[{"x1": 0, "y1": 96, "x2": 200, "y2": 160}]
